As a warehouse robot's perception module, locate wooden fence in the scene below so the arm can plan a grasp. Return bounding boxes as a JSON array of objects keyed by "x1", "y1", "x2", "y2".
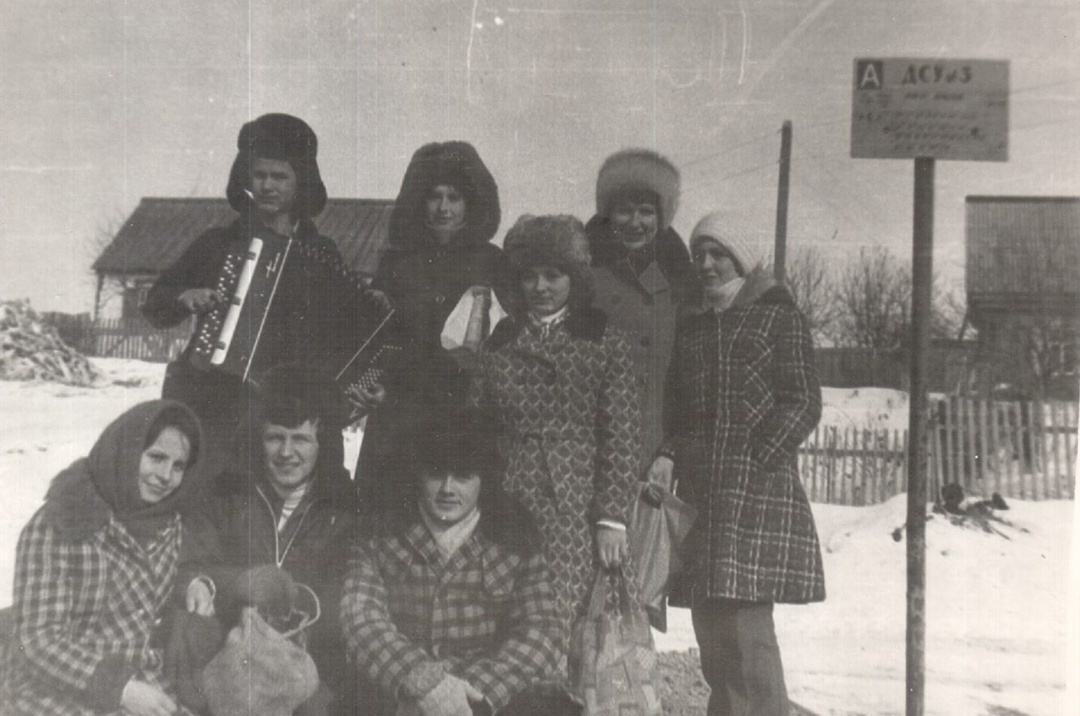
[
  {"x1": 44, "y1": 314, "x2": 192, "y2": 363},
  {"x1": 799, "y1": 399, "x2": 1078, "y2": 504}
]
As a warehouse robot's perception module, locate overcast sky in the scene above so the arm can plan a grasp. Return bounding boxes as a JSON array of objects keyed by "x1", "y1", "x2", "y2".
[{"x1": 1, "y1": 0, "x2": 1077, "y2": 313}]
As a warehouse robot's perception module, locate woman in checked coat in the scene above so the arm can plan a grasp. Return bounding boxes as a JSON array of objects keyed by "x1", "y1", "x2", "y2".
[
  {"x1": 663, "y1": 211, "x2": 825, "y2": 716},
  {"x1": 470, "y1": 215, "x2": 641, "y2": 703},
  {"x1": 1, "y1": 401, "x2": 205, "y2": 716}
]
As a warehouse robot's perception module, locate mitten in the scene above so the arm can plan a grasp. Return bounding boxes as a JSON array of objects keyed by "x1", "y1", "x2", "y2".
[
  {"x1": 416, "y1": 674, "x2": 481, "y2": 716},
  {"x1": 231, "y1": 565, "x2": 297, "y2": 618}
]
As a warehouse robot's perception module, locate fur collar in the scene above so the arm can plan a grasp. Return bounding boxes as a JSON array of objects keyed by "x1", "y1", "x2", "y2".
[
  {"x1": 41, "y1": 458, "x2": 112, "y2": 541},
  {"x1": 486, "y1": 305, "x2": 609, "y2": 350}
]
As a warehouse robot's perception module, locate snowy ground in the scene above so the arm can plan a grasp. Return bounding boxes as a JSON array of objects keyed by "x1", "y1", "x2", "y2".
[{"x1": 1, "y1": 360, "x2": 1076, "y2": 716}]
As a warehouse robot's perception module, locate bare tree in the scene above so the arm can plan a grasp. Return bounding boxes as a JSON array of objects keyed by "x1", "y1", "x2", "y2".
[
  {"x1": 784, "y1": 245, "x2": 836, "y2": 344},
  {"x1": 830, "y1": 247, "x2": 910, "y2": 349}
]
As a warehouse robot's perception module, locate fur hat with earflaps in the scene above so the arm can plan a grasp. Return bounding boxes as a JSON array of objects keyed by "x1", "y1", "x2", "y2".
[
  {"x1": 503, "y1": 214, "x2": 594, "y2": 309},
  {"x1": 595, "y1": 148, "x2": 680, "y2": 231},
  {"x1": 226, "y1": 113, "x2": 328, "y2": 218}
]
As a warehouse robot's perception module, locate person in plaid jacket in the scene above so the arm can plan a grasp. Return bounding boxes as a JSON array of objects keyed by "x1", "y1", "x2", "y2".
[
  {"x1": 341, "y1": 408, "x2": 563, "y2": 716},
  {"x1": 663, "y1": 210, "x2": 825, "y2": 716},
  {"x1": 1, "y1": 400, "x2": 206, "y2": 716}
]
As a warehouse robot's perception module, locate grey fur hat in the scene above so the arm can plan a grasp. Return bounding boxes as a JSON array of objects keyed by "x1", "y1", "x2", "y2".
[
  {"x1": 503, "y1": 214, "x2": 594, "y2": 308},
  {"x1": 595, "y1": 148, "x2": 680, "y2": 231}
]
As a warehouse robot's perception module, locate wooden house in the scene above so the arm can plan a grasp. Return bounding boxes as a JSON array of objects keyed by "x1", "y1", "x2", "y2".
[
  {"x1": 91, "y1": 197, "x2": 394, "y2": 319},
  {"x1": 965, "y1": 195, "x2": 1080, "y2": 398}
]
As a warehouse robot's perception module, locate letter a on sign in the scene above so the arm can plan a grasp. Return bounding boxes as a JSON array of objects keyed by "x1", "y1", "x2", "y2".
[{"x1": 857, "y1": 60, "x2": 884, "y2": 90}]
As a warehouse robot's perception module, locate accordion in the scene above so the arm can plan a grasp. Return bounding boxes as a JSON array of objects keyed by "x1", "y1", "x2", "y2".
[{"x1": 189, "y1": 235, "x2": 399, "y2": 390}]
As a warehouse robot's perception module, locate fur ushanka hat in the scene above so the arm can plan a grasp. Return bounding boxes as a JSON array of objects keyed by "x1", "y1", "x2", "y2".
[
  {"x1": 226, "y1": 113, "x2": 328, "y2": 218},
  {"x1": 595, "y1": 148, "x2": 680, "y2": 231},
  {"x1": 503, "y1": 214, "x2": 594, "y2": 309}
]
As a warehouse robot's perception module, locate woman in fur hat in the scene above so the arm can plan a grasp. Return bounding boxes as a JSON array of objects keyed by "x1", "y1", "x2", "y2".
[
  {"x1": 470, "y1": 215, "x2": 641, "y2": 703},
  {"x1": 585, "y1": 148, "x2": 695, "y2": 491},
  {"x1": 2, "y1": 401, "x2": 205, "y2": 716},
  {"x1": 662, "y1": 211, "x2": 825, "y2": 716},
  {"x1": 143, "y1": 113, "x2": 372, "y2": 482},
  {"x1": 353, "y1": 141, "x2": 518, "y2": 517}
]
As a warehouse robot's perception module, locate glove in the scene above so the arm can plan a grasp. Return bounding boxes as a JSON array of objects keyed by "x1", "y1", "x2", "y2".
[
  {"x1": 416, "y1": 674, "x2": 483, "y2": 716},
  {"x1": 231, "y1": 565, "x2": 297, "y2": 618}
]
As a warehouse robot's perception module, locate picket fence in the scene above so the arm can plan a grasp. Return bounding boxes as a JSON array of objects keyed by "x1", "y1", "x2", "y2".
[
  {"x1": 45, "y1": 314, "x2": 192, "y2": 362},
  {"x1": 799, "y1": 399, "x2": 1079, "y2": 505}
]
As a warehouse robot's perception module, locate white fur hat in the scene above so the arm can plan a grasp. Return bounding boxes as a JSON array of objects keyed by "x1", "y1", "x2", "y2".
[
  {"x1": 595, "y1": 149, "x2": 680, "y2": 231},
  {"x1": 689, "y1": 211, "x2": 772, "y2": 275}
]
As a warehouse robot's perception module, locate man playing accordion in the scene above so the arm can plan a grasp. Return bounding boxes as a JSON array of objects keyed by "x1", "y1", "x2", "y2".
[{"x1": 144, "y1": 113, "x2": 382, "y2": 483}]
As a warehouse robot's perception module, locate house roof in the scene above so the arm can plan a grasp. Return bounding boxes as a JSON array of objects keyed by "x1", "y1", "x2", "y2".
[
  {"x1": 92, "y1": 197, "x2": 395, "y2": 278},
  {"x1": 965, "y1": 196, "x2": 1080, "y2": 314}
]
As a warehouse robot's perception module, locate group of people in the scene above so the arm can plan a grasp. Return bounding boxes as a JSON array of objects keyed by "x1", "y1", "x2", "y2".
[{"x1": 2, "y1": 113, "x2": 826, "y2": 716}]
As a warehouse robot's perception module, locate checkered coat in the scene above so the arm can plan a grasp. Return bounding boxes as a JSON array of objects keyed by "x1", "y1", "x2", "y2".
[
  {"x1": 664, "y1": 270, "x2": 825, "y2": 604},
  {"x1": 472, "y1": 307, "x2": 642, "y2": 630},
  {"x1": 2, "y1": 510, "x2": 182, "y2": 715},
  {"x1": 341, "y1": 521, "x2": 562, "y2": 713}
]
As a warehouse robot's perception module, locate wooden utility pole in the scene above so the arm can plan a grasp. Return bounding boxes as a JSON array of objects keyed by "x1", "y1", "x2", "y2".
[
  {"x1": 906, "y1": 156, "x2": 934, "y2": 716},
  {"x1": 774, "y1": 120, "x2": 792, "y2": 283}
]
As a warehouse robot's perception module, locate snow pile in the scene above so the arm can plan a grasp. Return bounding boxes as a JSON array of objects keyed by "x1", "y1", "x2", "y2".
[
  {"x1": 0, "y1": 299, "x2": 100, "y2": 386},
  {"x1": 0, "y1": 358, "x2": 1075, "y2": 716}
]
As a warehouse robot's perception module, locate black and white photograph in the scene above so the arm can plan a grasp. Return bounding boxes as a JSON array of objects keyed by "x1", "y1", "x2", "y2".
[{"x1": 0, "y1": 1, "x2": 1077, "y2": 714}]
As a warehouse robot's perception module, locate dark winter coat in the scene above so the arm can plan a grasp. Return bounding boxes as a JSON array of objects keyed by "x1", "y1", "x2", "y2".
[
  {"x1": 585, "y1": 217, "x2": 694, "y2": 474},
  {"x1": 1, "y1": 401, "x2": 206, "y2": 716},
  {"x1": 471, "y1": 307, "x2": 641, "y2": 632},
  {"x1": 178, "y1": 454, "x2": 358, "y2": 701},
  {"x1": 664, "y1": 268, "x2": 825, "y2": 605},
  {"x1": 357, "y1": 142, "x2": 517, "y2": 514},
  {"x1": 143, "y1": 215, "x2": 369, "y2": 474}
]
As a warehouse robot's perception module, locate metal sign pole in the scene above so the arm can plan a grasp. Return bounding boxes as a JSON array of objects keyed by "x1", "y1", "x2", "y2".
[
  {"x1": 906, "y1": 156, "x2": 934, "y2": 716},
  {"x1": 774, "y1": 120, "x2": 792, "y2": 283}
]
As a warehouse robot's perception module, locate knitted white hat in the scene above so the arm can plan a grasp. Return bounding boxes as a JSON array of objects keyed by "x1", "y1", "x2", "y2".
[
  {"x1": 595, "y1": 149, "x2": 680, "y2": 231},
  {"x1": 689, "y1": 211, "x2": 772, "y2": 276}
]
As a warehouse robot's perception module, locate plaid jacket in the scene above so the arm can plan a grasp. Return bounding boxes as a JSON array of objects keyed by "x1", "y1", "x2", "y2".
[
  {"x1": 341, "y1": 521, "x2": 563, "y2": 712},
  {"x1": 2, "y1": 510, "x2": 181, "y2": 715},
  {"x1": 665, "y1": 269, "x2": 825, "y2": 604}
]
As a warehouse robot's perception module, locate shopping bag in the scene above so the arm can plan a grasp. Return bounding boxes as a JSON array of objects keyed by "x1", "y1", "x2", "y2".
[
  {"x1": 629, "y1": 482, "x2": 698, "y2": 632},
  {"x1": 201, "y1": 583, "x2": 321, "y2": 716},
  {"x1": 569, "y1": 570, "x2": 662, "y2": 716}
]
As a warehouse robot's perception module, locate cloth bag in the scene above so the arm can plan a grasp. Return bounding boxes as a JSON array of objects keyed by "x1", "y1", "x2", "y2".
[
  {"x1": 569, "y1": 570, "x2": 663, "y2": 716},
  {"x1": 201, "y1": 584, "x2": 321, "y2": 716},
  {"x1": 629, "y1": 482, "x2": 698, "y2": 632}
]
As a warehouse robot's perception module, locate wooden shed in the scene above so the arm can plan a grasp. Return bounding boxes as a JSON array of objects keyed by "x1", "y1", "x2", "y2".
[{"x1": 965, "y1": 195, "x2": 1080, "y2": 398}]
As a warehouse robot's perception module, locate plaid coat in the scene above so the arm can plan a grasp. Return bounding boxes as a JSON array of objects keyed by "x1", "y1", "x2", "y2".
[
  {"x1": 341, "y1": 521, "x2": 563, "y2": 713},
  {"x1": 472, "y1": 308, "x2": 642, "y2": 631},
  {"x1": 664, "y1": 269, "x2": 825, "y2": 604},
  {"x1": 2, "y1": 511, "x2": 182, "y2": 715}
]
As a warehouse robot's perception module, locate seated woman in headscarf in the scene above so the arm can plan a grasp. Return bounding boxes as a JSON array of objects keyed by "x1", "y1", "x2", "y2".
[
  {"x1": 353, "y1": 141, "x2": 518, "y2": 518},
  {"x1": 1, "y1": 400, "x2": 205, "y2": 716}
]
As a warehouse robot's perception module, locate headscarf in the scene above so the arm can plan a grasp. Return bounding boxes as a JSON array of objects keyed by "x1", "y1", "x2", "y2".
[{"x1": 43, "y1": 400, "x2": 205, "y2": 543}]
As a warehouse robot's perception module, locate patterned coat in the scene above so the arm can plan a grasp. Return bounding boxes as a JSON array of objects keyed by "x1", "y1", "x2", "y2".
[
  {"x1": 2, "y1": 511, "x2": 182, "y2": 716},
  {"x1": 664, "y1": 269, "x2": 825, "y2": 605},
  {"x1": 472, "y1": 307, "x2": 642, "y2": 630},
  {"x1": 585, "y1": 219, "x2": 694, "y2": 475},
  {"x1": 341, "y1": 521, "x2": 562, "y2": 713}
]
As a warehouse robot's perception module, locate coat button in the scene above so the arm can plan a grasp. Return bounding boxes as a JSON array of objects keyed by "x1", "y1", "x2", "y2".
[{"x1": 435, "y1": 294, "x2": 446, "y2": 305}]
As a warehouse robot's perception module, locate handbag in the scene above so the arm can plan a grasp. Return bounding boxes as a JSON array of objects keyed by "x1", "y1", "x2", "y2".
[
  {"x1": 201, "y1": 583, "x2": 321, "y2": 716},
  {"x1": 629, "y1": 482, "x2": 698, "y2": 632},
  {"x1": 569, "y1": 570, "x2": 663, "y2": 716}
]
